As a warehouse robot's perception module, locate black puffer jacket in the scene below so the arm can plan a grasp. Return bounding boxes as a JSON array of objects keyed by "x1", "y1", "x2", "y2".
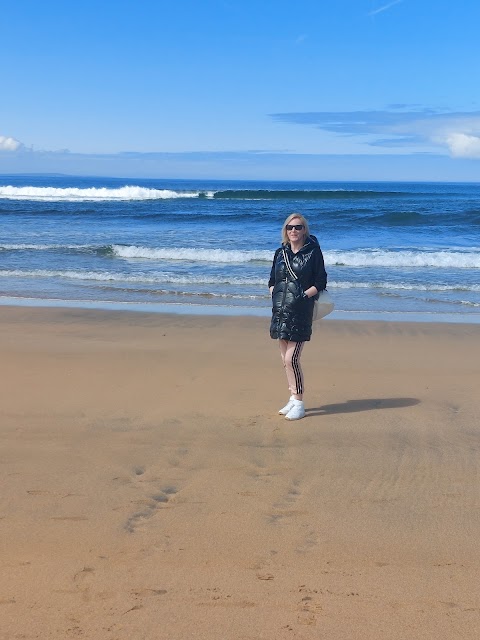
[{"x1": 269, "y1": 235, "x2": 327, "y2": 342}]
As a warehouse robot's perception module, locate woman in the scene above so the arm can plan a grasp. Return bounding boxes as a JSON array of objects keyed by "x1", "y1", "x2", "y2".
[{"x1": 269, "y1": 213, "x2": 327, "y2": 420}]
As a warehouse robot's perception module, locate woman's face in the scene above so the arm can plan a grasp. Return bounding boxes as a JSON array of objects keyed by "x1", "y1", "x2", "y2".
[{"x1": 286, "y1": 217, "x2": 306, "y2": 243}]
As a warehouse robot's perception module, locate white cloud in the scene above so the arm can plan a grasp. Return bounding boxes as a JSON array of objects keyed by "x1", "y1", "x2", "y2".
[
  {"x1": 444, "y1": 133, "x2": 480, "y2": 159},
  {"x1": 0, "y1": 136, "x2": 22, "y2": 152}
]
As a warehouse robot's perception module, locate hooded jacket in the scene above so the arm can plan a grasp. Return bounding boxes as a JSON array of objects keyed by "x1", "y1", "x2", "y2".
[{"x1": 268, "y1": 235, "x2": 327, "y2": 342}]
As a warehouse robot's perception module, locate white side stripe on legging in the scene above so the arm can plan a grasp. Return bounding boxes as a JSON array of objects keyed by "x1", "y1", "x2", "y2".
[{"x1": 292, "y1": 341, "x2": 304, "y2": 395}]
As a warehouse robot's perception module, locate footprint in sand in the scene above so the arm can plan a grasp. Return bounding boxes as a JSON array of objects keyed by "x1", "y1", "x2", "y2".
[
  {"x1": 256, "y1": 573, "x2": 275, "y2": 581},
  {"x1": 73, "y1": 567, "x2": 95, "y2": 582},
  {"x1": 131, "y1": 588, "x2": 167, "y2": 597},
  {"x1": 296, "y1": 529, "x2": 319, "y2": 554},
  {"x1": 125, "y1": 484, "x2": 179, "y2": 533},
  {"x1": 295, "y1": 585, "x2": 323, "y2": 626}
]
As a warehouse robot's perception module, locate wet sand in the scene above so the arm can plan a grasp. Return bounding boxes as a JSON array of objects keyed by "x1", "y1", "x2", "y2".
[{"x1": 0, "y1": 306, "x2": 479, "y2": 639}]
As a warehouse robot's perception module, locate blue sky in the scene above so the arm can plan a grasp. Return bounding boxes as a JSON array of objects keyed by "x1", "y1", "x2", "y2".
[{"x1": 1, "y1": 0, "x2": 480, "y2": 180}]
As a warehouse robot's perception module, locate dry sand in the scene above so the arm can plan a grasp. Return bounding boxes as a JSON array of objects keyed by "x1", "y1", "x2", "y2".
[{"x1": 0, "y1": 306, "x2": 479, "y2": 639}]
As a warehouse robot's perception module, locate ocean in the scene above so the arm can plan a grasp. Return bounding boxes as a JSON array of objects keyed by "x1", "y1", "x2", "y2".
[{"x1": 1, "y1": 174, "x2": 479, "y2": 322}]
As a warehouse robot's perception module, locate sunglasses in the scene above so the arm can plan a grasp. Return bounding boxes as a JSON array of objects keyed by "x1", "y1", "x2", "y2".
[{"x1": 286, "y1": 224, "x2": 304, "y2": 231}]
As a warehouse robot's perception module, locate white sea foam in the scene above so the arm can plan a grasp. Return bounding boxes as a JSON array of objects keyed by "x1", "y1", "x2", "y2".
[
  {"x1": 2, "y1": 241, "x2": 479, "y2": 274},
  {"x1": 0, "y1": 243, "x2": 91, "y2": 251},
  {"x1": 112, "y1": 245, "x2": 480, "y2": 268},
  {"x1": 2, "y1": 268, "x2": 479, "y2": 294},
  {"x1": 329, "y1": 281, "x2": 480, "y2": 292},
  {"x1": 112, "y1": 245, "x2": 272, "y2": 263},
  {"x1": 0, "y1": 186, "x2": 201, "y2": 201},
  {"x1": 0, "y1": 269, "x2": 265, "y2": 286},
  {"x1": 326, "y1": 249, "x2": 480, "y2": 269}
]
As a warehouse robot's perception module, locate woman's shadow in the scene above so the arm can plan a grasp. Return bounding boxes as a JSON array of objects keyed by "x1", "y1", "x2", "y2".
[{"x1": 306, "y1": 397, "x2": 419, "y2": 417}]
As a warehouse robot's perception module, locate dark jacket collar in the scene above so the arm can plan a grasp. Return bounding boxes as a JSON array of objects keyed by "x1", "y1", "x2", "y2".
[{"x1": 284, "y1": 234, "x2": 318, "y2": 253}]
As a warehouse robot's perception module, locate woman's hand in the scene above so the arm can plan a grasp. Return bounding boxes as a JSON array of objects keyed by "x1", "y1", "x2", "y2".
[{"x1": 302, "y1": 286, "x2": 318, "y2": 300}]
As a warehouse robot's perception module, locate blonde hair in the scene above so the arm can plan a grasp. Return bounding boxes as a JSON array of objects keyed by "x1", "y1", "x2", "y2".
[{"x1": 281, "y1": 213, "x2": 310, "y2": 245}]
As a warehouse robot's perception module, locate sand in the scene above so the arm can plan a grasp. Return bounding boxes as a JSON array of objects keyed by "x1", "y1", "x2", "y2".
[{"x1": 0, "y1": 306, "x2": 479, "y2": 639}]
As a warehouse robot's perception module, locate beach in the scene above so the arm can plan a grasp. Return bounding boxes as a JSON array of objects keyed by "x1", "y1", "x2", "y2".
[{"x1": 1, "y1": 306, "x2": 479, "y2": 639}]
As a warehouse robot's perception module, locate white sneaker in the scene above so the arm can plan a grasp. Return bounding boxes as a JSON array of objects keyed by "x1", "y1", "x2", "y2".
[
  {"x1": 285, "y1": 400, "x2": 305, "y2": 421},
  {"x1": 279, "y1": 395, "x2": 295, "y2": 415}
]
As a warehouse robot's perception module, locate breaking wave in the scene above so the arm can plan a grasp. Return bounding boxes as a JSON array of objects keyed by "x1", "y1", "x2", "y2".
[
  {"x1": 328, "y1": 249, "x2": 480, "y2": 269},
  {"x1": 0, "y1": 185, "x2": 409, "y2": 202},
  {"x1": 111, "y1": 245, "x2": 272, "y2": 262},
  {"x1": 2, "y1": 242, "x2": 479, "y2": 269},
  {"x1": 0, "y1": 185, "x2": 207, "y2": 201}
]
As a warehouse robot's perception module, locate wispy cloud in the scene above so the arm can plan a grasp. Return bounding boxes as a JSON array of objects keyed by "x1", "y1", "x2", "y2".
[
  {"x1": 0, "y1": 135, "x2": 22, "y2": 152},
  {"x1": 369, "y1": 0, "x2": 403, "y2": 16},
  {"x1": 269, "y1": 107, "x2": 480, "y2": 158}
]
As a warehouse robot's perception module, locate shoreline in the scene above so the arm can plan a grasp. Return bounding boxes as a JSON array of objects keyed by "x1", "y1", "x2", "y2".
[{"x1": 1, "y1": 295, "x2": 480, "y2": 325}]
